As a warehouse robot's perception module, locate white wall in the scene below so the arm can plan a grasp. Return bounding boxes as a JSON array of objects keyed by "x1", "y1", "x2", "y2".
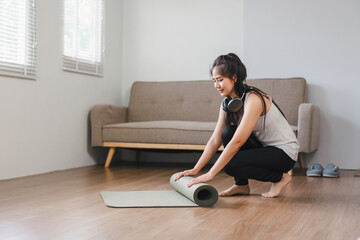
[
  {"x1": 121, "y1": 0, "x2": 244, "y2": 105},
  {"x1": 243, "y1": 0, "x2": 360, "y2": 169},
  {"x1": 0, "y1": 0, "x2": 123, "y2": 180}
]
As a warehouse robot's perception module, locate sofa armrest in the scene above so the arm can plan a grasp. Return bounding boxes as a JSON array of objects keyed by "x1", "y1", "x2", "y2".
[
  {"x1": 297, "y1": 103, "x2": 320, "y2": 153},
  {"x1": 90, "y1": 104, "x2": 128, "y2": 147}
]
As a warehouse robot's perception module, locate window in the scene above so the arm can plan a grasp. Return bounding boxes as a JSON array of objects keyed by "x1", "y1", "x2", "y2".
[
  {"x1": 0, "y1": 0, "x2": 37, "y2": 79},
  {"x1": 63, "y1": 0, "x2": 104, "y2": 76}
]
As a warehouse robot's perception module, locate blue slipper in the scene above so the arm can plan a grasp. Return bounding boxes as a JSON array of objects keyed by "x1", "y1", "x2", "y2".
[
  {"x1": 306, "y1": 163, "x2": 323, "y2": 177},
  {"x1": 323, "y1": 163, "x2": 340, "y2": 178}
]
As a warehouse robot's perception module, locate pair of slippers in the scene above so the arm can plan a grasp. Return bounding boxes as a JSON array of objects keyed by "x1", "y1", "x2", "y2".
[{"x1": 306, "y1": 163, "x2": 339, "y2": 177}]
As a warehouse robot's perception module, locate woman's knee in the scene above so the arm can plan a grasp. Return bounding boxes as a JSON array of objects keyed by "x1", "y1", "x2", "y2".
[{"x1": 222, "y1": 125, "x2": 237, "y2": 147}]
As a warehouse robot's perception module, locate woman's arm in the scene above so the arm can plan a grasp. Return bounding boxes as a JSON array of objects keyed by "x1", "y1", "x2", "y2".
[
  {"x1": 187, "y1": 93, "x2": 264, "y2": 187},
  {"x1": 174, "y1": 104, "x2": 227, "y2": 180}
]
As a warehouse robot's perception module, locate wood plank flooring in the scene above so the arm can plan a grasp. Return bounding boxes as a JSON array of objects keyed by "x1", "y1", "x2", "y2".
[{"x1": 0, "y1": 163, "x2": 359, "y2": 240}]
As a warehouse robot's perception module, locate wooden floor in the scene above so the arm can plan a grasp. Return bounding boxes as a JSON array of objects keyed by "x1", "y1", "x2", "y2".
[{"x1": 0, "y1": 163, "x2": 359, "y2": 240}]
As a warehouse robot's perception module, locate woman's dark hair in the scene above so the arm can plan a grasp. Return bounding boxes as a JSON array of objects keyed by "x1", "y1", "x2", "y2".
[
  {"x1": 210, "y1": 53, "x2": 286, "y2": 125},
  {"x1": 210, "y1": 53, "x2": 247, "y2": 98}
]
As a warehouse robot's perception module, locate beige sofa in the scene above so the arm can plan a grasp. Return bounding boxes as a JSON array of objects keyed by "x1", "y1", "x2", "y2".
[{"x1": 90, "y1": 78, "x2": 320, "y2": 168}]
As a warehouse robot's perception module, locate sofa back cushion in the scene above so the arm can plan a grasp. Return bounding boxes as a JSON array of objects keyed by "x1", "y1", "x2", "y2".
[
  {"x1": 128, "y1": 81, "x2": 222, "y2": 122},
  {"x1": 127, "y1": 78, "x2": 306, "y2": 125}
]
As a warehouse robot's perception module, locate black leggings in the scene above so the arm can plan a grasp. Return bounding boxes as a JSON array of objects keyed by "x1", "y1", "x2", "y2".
[{"x1": 222, "y1": 125, "x2": 296, "y2": 185}]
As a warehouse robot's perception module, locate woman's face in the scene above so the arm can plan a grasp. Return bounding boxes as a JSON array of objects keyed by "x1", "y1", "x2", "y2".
[{"x1": 212, "y1": 66, "x2": 237, "y2": 98}]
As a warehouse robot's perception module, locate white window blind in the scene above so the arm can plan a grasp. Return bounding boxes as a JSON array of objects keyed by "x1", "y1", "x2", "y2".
[
  {"x1": 63, "y1": 0, "x2": 104, "y2": 76},
  {"x1": 0, "y1": 0, "x2": 37, "y2": 79}
]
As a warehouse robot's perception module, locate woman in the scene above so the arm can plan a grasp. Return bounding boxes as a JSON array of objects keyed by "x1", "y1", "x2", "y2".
[{"x1": 175, "y1": 53, "x2": 299, "y2": 198}]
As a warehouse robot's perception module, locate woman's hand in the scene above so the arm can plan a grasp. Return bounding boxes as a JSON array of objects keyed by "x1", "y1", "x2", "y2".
[
  {"x1": 174, "y1": 169, "x2": 199, "y2": 181},
  {"x1": 187, "y1": 172, "x2": 216, "y2": 187}
]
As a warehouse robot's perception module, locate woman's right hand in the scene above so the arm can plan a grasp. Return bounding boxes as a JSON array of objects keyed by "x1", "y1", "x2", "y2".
[{"x1": 174, "y1": 169, "x2": 199, "y2": 181}]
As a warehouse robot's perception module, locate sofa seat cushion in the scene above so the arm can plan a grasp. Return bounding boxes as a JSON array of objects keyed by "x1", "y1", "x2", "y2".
[{"x1": 102, "y1": 121, "x2": 217, "y2": 145}]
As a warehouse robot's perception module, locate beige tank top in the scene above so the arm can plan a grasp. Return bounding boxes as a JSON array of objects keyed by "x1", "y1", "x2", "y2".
[{"x1": 249, "y1": 94, "x2": 300, "y2": 161}]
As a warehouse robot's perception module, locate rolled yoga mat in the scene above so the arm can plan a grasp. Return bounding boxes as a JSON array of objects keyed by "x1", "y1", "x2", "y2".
[{"x1": 100, "y1": 173, "x2": 218, "y2": 207}]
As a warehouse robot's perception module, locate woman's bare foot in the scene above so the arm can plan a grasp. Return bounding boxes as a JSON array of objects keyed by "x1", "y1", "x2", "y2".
[
  {"x1": 262, "y1": 173, "x2": 292, "y2": 198},
  {"x1": 219, "y1": 184, "x2": 250, "y2": 197}
]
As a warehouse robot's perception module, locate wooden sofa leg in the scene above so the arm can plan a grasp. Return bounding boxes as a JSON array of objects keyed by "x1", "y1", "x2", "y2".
[
  {"x1": 105, "y1": 147, "x2": 116, "y2": 168},
  {"x1": 288, "y1": 153, "x2": 304, "y2": 175},
  {"x1": 298, "y1": 153, "x2": 305, "y2": 169}
]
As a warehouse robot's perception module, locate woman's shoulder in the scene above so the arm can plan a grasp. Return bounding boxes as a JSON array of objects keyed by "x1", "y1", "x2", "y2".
[
  {"x1": 245, "y1": 91, "x2": 271, "y2": 115},
  {"x1": 243, "y1": 92, "x2": 264, "y2": 112},
  {"x1": 245, "y1": 91, "x2": 268, "y2": 103}
]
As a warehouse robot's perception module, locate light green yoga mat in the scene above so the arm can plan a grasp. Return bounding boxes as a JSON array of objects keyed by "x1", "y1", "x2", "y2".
[{"x1": 100, "y1": 173, "x2": 218, "y2": 207}]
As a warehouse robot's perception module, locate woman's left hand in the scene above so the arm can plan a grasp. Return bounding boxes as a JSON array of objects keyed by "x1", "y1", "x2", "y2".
[{"x1": 187, "y1": 172, "x2": 216, "y2": 188}]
